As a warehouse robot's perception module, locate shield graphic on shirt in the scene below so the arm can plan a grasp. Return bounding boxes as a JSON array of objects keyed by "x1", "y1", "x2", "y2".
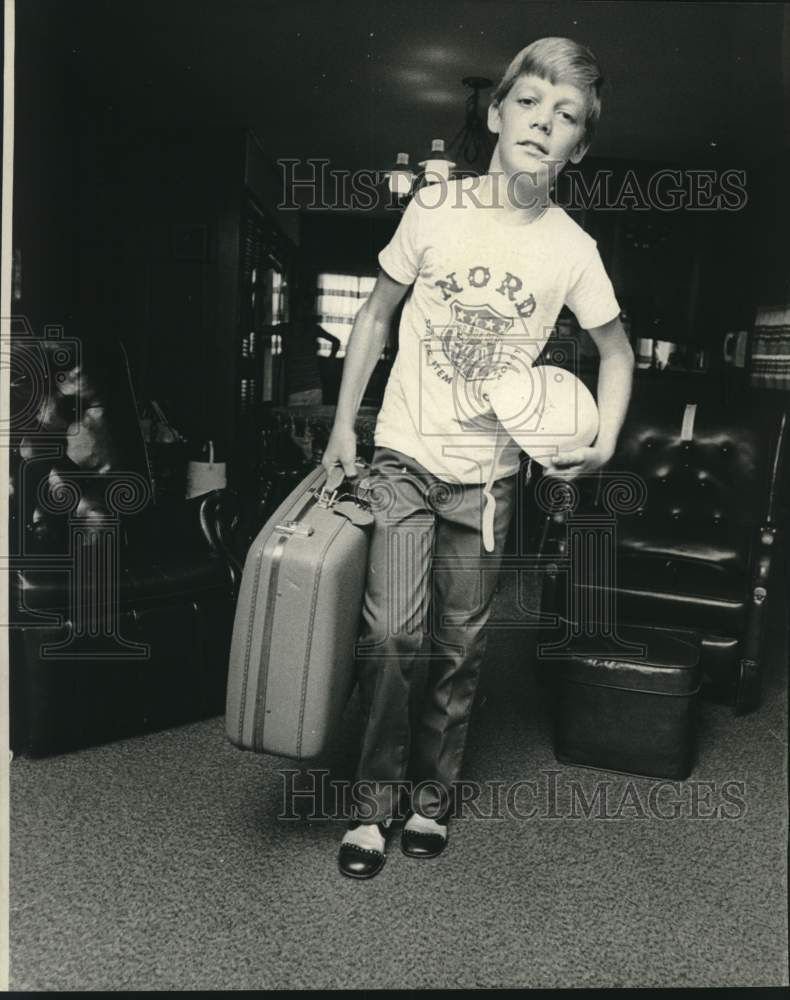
[{"x1": 441, "y1": 301, "x2": 514, "y2": 380}]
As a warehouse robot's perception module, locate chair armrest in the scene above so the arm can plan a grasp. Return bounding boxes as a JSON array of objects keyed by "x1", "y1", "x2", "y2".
[
  {"x1": 198, "y1": 489, "x2": 243, "y2": 592},
  {"x1": 533, "y1": 510, "x2": 567, "y2": 627},
  {"x1": 735, "y1": 522, "x2": 781, "y2": 714}
]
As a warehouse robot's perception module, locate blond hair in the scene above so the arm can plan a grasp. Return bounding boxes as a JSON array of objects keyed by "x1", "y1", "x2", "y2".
[{"x1": 493, "y1": 37, "x2": 604, "y2": 146}]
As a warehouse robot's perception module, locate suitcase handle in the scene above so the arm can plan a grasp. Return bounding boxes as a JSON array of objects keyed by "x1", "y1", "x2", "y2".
[
  {"x1": 323, "y1": 465, "x2": 346, "y2": 495},
  {"x1": 317, "y1": 459, "x2": 369, "y2": 508}
]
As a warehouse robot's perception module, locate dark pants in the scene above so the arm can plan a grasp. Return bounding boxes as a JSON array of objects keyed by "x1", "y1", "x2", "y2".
[{"x1": 352, "y1": 446, "x2": 518, "y2": 822}]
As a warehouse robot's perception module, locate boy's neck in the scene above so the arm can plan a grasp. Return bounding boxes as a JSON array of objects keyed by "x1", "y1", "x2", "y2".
[{"x1": 483, "y1": 153, "x2": 553, "y2": 226}]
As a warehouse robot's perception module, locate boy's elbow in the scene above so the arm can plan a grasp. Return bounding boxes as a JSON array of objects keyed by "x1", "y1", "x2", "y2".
[
  {"x1": 355, "y1": 297, "x2": 381, "y2": 324},
  {"x1": 612, "y1": 340, "x2": 636, "y2": 374},
  {"x1": 589, "y1": 317, "x2": 634, "y2": 365},
  {"x1": 361, "y1": 299, "x2": 396, "y2": 337},
  {"x1": 351, "y1": 300, "x2": 392, "y2": 350}
]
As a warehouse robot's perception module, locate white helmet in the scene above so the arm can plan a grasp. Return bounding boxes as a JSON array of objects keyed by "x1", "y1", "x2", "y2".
[{"x1": 484, "y1": 362, "x2": 599, "y2": 466}]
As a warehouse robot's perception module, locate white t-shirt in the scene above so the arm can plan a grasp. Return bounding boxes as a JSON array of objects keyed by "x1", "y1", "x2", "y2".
[{"x1": 375, "y1": 177, "x2": 620, "y2": 484}]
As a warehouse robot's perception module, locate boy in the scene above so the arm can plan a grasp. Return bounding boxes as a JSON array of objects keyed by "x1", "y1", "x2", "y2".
[{"x1": 322, "y1": 37, "x2": 634, "y2": 879}]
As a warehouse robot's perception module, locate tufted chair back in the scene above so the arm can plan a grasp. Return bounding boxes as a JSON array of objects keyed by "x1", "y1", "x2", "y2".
[
  {"x1": 613, "y1": 388, "x2": 773, "y2": 576},
  {"x1": 539, "y1": 375, "x2": 788, "y2": 713},
  {"x1": 9, "y1": 334, "x2": 152, "y2": 563}
]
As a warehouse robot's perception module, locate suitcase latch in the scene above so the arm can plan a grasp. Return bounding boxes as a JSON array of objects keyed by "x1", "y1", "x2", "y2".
[
  {"x1": 312, "y1": 487, "x2": 339, "y2": 509},
  {"x1": 274, "y1": 520, "x2": 314, "y2": 537}
]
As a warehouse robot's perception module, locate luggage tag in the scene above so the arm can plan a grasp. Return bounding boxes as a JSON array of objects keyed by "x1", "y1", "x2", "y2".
[{"x1": 332, "y1": 500, "x2": 375, "y2": 528}]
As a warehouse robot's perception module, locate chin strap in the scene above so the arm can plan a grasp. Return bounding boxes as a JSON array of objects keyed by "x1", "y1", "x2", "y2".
[{"x1": 481, "y1": 421, "x2": 511, "y2": 553}]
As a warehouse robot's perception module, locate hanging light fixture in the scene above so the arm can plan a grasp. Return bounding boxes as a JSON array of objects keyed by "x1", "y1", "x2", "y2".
[
  {"x1": 386, "y1": 76, "x2": 494, "y2": 201},
  {"x1": 448, "y1": 76, "x2": 495, "y2": 166}
]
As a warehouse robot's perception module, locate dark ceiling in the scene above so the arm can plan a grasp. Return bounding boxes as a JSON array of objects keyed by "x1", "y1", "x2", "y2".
[{"x1": 20, "y1": 0, "x2": 790, "y2": 171}]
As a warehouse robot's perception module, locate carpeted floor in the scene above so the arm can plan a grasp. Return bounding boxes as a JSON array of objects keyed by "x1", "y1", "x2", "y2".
[{"x1": 9, "y1": 567, "x2": 789, "y2": 989}]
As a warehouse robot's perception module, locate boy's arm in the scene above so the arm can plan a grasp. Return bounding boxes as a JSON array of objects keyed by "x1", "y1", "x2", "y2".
[
  {"x1": 324, "y1": 270, "x2": 411, "y2": 477},
  {"x1": 544, "y1": 315, "x2": 635, "y2": 480},
  {"x1": 588, "y1": 315, "x2": 635, "y2": 460}
]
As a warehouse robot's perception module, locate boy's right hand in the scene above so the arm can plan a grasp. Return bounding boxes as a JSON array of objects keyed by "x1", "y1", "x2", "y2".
[{"x1": 322, "y1": 425, "x2": 360, "y2": 480}]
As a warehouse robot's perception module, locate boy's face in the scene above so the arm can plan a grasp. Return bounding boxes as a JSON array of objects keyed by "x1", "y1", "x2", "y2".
[{"x1": 488, "y1": 73, "x2": 589, "y2": 184}]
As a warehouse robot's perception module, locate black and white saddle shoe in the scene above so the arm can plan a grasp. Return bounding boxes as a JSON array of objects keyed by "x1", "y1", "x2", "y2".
[
  {"x1": 338, "y1": 820, "x2": 390, "y2": 880},
  {"x1": 400, "y1": 811, "x2": 450, "y2": 860}
]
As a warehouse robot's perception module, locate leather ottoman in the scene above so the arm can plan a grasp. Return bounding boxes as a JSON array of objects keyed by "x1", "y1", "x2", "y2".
[{"x1": 551, "y1": 625, "x2": 702, "y2": 780}]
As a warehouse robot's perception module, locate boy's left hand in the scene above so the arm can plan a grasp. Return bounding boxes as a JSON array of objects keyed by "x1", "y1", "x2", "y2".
[{"x1": 542, "y1": 445, "x2": 613, "y2": 481}]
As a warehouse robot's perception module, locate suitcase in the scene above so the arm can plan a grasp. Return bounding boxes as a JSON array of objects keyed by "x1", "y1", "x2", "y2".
[{"x1": 225, "y1": 460, "x2": 374, "y2": 759}]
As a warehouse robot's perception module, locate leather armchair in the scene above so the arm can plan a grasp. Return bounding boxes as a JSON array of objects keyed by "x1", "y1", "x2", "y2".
[
  {"x1": 8, "y1": 332, "x2": 240, "y2": 756},
  {"x1": 536, "y1": 375, "x2": 788, "y2": 714}
]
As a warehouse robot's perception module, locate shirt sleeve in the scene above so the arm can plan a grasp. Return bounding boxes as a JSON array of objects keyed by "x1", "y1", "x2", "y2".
[
  {"x1": 378, "y1": 196, "x2": 423, "y2": 285},
  {"x1": 564, "y1": 244, "x2": 621, "y2": 331}
]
